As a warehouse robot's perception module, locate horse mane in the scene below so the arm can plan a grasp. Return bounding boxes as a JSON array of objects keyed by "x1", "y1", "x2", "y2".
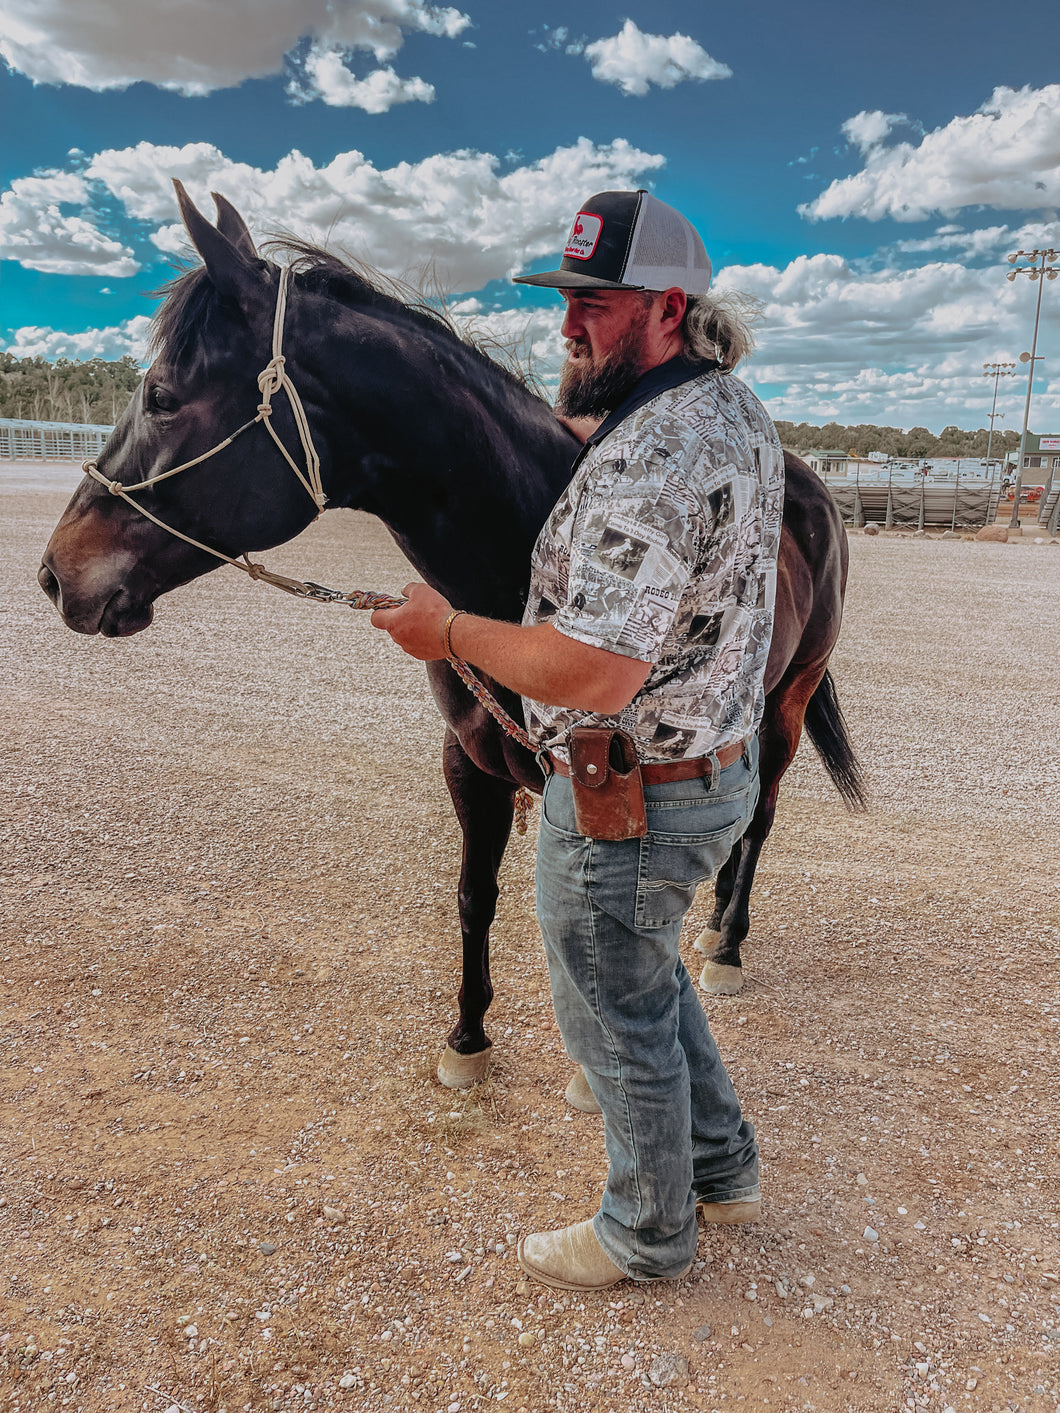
[{"x1": 150, "y1": 238, "x2": 543, "y2": 398}]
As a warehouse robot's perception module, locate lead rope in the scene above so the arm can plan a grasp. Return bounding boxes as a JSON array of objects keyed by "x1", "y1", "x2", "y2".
[
  {"x1": 305, "y1": 585, "x2": 537, "y2": 835},
  {"x1": 79, "y1": 261, "x2": 535, "y2": 832}
]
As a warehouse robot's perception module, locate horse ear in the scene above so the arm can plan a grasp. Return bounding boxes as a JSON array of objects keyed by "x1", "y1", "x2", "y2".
[
  {"x1": 173, "y1": 178, "x2": 267, "y2": 309},
  {"x1": 212, "y1": 191, "x2": 258, "y2": 259}
]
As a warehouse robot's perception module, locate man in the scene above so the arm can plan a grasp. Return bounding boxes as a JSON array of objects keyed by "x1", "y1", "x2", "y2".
[{"x1": 372, "y1": 189, "x2": 784, "y2": 1291}]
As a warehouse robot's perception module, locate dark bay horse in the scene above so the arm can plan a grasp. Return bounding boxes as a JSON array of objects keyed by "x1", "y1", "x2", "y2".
[{"x1": 39, "y1": 185, "x2": 865, "y2": 1089}]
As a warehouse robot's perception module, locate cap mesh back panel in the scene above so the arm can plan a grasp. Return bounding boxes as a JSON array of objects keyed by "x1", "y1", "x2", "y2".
[{"x1": 628, "y1": 201, "x2": 690, "y2": 274}]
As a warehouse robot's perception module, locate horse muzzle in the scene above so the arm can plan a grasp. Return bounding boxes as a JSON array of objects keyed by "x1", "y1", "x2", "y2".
[{"x1": 38, "y1": 546, "x2": 154, "y2": 637}]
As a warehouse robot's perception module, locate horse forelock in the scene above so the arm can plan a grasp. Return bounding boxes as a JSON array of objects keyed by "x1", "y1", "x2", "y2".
[{"x1": 149, "y1": 266, "x2": 248, "y2": 377}]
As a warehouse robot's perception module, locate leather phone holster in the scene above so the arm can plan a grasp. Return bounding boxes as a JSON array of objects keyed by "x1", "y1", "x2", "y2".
[{"x1": 569, "y1": 726, "x2": 648, "y2": 841}]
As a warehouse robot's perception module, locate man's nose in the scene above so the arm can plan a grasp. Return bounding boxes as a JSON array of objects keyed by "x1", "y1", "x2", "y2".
[{"x1": 560, "y1": 304, "x2": 583, "y2": 340}]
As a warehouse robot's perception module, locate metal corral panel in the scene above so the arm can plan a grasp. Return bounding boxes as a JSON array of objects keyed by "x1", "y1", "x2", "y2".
[
  {"x1": 0, "y1": 418, "x2": 113, "y2": 461},
  {"x1": 1038, "y1": 480, "x2": 1060, "y2": 533},
  {"x1": 815, "y1": 470, "x2": 1001, "y2": 529}
]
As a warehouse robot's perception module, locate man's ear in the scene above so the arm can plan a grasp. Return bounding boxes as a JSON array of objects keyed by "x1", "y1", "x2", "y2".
[
  {"x1": 173, "y1": 179, "x2": 270, "y2": 313},
  {"x1": 657, "y1": 287, "x2": 688, "y2": 330}
]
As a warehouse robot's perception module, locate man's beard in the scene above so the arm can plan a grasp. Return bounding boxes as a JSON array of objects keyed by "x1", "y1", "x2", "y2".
[{"x1": 555, "y1": 316, "x2": 649, "y2": 419}]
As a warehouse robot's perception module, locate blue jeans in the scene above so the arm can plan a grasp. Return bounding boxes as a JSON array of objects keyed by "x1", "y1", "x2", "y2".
[{"x1": 535, "y1": 739, "x2": 761, "y2": 1280}]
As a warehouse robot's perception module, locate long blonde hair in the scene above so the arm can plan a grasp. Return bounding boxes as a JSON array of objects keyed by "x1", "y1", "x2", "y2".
[{"x1": 681, "y1": 290, "x2": 760, "y2": 371}]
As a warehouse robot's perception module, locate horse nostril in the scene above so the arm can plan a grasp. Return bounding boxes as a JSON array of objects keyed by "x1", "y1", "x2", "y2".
[{"x1": 38, "y1": 563, "x2": 60, "y2": 604}]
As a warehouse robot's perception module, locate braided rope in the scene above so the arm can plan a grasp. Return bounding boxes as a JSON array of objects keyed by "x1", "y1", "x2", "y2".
[
  {"x1": 314, "y1": 587, "x2": 535, "y2": 752},
  {"x1": 305, "y1": 585, "x2": 538, "y2": 834},
  {"x1": 282, "y1": 582, "x2": 538, "y2": 831}
]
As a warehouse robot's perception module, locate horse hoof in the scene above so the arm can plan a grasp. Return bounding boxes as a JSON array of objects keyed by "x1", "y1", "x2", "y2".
[
  {"x1": 437, "y1": 1043, "x2": 492, "y2": 1089},
  {"x1": 698, "y1": 960, "x2": 744, "y2": 995},
  {"x1": 693, "y1": 926, "x2": 722, "y2": 956},
  {"x1": 564, "y1": 1066, "x2": 602, "y2": 1114}
]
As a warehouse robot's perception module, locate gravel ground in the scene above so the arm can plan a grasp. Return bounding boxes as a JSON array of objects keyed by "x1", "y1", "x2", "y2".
[{"x1": 2, "y1": 462, "x2": 1059, "y2": 1413}]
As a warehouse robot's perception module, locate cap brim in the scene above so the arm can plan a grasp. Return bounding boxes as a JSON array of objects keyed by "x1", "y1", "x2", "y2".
[{"x1": 512, "y1": 268, "x2": 646, "y2": 290}]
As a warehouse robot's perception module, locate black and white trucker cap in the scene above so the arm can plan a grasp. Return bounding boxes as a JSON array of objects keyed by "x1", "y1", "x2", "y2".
[{"x1": 513, "y1": 189, "x2": 712, "y2": 294}]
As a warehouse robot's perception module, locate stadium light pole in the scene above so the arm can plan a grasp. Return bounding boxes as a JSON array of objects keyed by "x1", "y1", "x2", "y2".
[
  {"x1": 981, "y1": 361, "x2": 1016, "y2": 471},
  {"x1": 1006, "y1": 248, "x2": 1058, "y2": 529}
]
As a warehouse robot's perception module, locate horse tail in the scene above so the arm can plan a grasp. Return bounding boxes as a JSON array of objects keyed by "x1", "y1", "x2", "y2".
[{"x1": 803, "y1": 670, "x2": 868, "y2": 811}]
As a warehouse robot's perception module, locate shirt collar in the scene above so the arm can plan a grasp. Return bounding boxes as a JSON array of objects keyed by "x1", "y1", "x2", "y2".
[{"x1": 583, "y1": 355, "x2": 717, "y2": 449}]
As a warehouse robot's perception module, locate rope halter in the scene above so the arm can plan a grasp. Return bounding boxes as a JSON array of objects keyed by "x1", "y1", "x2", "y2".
[{"x1": 81, "y1": 264, "x2": 325, "y2": 580}]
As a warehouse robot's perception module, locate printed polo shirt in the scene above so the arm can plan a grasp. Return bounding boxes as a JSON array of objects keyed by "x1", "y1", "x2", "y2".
[{"x1": 522, "y1": 360, "x2": 784, "y2": 763}]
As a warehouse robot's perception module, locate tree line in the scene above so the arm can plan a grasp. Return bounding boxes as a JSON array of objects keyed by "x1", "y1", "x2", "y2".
[
  {"x1": 0, "y1": 353, "x2": 142, "y2": 426},
  {"x1": 775, "y1": 419, "x2": 1022, "y2": 460},
  {"x1": 0, "y1": 352, "x2": 1032, "y2": 457}
]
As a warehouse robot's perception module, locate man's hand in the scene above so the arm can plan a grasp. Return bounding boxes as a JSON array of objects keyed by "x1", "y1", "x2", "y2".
[
  {"x1": 370, "y1": 582, "x2": 452, "y2": 661},
  {"x1": 371, "y1": 583, "x2": 651, "y2": 713}
]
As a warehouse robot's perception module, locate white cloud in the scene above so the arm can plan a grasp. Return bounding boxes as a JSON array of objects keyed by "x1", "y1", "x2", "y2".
[
  {"x1": 0, "y1": 171, "x2": 139, "y2": 275},
  {"x1": 288, "y1": 46, "x2": 434, "y2": 111},
  {"x1": 535, "y1": 25, "x2": 586, "y2": 56},
  {"x1": 718, "y1": 250, "x2": 1060, "y2": 429},
  {"x1": 0, "y1": 0, "x2": 469, "y2": 95},
  {"x1": 448, "y1": 303, "x2": 567, "y2": 388},
  {"x1": 886, "y1": 218, "x2": 1060, "y2": 261},
  {"x1": 10, "y1": 240, "x2": 1060, "y2": 432},
  {"x1": 448, "y1": 241, "x2": 1060, "y2": 426},
  {"x1": 80, "y1": 136, "x2": 664, "y2": 292},
  {"x1": 583, "y1": 19, "x2": 731, "y2": 97},
  {"x1": 802, "y1": 84, "x2": 1060, "y2": 222},
  {"x1": 4, "y1": 315, "x2": 151, "y2": 361},
  {"x1": 841, "y1": 110, "x2": 908, "y2": 153}
]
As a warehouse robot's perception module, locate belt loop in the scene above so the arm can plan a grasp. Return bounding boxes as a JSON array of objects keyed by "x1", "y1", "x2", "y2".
[
  {"x1": 705, "y1": 748, "x2": 721, "y2": 789},
  {"x1": 535, "y1": 746, "x2": 554, "y2": 778}
]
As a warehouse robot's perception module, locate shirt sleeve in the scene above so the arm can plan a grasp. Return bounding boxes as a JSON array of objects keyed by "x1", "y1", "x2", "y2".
[{"x1": 551, "y1": 440, "x2": 711, "y2": 663}]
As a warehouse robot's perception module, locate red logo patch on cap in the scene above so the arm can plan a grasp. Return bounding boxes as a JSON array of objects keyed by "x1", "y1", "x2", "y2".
[{"x1": 564, "y1": 211, "x2": 602, "y2": 261}]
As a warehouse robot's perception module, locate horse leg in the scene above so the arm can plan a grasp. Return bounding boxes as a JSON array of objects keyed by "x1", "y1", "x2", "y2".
[
  {"x1": 696, "y1": 667, "x2": 825, "y2": 995},
  {"x1": 694, "y1": 845, "x2": 741, "y2": 956},
  {"x1": 436, "y1": 730, "x2": 516, "y2": 1089}
]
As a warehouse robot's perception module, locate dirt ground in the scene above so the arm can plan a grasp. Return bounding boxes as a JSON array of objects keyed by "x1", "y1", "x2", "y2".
[{"x1": 2, "y1": 462, "x2": 1059, "y2": 1413}]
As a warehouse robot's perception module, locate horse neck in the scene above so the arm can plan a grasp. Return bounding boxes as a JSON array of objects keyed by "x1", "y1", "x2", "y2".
[{"x1": 304, "y1": 299, "x2": 575, "y2": 620}]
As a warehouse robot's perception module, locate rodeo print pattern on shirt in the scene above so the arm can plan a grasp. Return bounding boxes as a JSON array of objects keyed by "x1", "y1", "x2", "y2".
[{"x1": 524, "y1": 369, "x2": 784, "y2": 763}]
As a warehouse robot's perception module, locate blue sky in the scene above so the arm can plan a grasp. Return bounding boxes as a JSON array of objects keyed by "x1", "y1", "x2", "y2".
[{"x1": 1, "y1": 0, "x2": 1058, "y2": 431}]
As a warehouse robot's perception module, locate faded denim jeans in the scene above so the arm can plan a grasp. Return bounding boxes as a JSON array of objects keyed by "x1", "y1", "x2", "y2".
[{"x1": 535, "y1": 739, "x2": 761, "y2": 1280}]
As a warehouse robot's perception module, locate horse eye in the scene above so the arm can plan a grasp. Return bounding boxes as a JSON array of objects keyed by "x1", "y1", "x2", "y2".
[{"x1": 148, "y1": 386, "x2": 179, "y2": 414}]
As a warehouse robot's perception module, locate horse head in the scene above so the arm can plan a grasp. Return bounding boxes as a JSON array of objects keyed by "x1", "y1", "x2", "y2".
[{"x1": 39, "y1": 183, "x2": 326, "y2": 636}]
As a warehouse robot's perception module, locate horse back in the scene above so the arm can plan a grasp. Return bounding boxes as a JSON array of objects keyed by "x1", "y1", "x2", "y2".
[{"x1": 765, "y1": 452, "x2": 849, "y2": 693}]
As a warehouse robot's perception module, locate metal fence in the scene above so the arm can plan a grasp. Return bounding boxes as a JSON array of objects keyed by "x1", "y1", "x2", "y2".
[
  {"x1": 811, "y1": 462, "x2": 1003, "y2": 530},
  {"x1": 0, "y1": 418, "x2": 113, "y2": 461}
]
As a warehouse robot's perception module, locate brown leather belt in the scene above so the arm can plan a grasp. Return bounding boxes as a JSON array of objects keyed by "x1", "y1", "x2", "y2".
[{"x1": 548, "y1": 737, "x2": 748, "y2": 785}]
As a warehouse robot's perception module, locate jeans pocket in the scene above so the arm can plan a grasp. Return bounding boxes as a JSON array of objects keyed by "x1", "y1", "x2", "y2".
[
  {"x1": 635, "y1": 807, "x2": 746, "y2": 931},
  {"x1": 540, "y1": 772, "x2": 583, "y2": 840}
]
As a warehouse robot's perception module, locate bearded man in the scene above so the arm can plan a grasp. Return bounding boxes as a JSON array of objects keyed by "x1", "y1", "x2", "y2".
[{"x1": 372, "y1": 190, "x2": 784, "y2": 1291}]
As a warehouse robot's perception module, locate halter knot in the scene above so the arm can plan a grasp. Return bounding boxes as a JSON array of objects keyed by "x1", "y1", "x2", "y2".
[{"x1": 257, "y1": 356, "x2": 286, "y2": 413}]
